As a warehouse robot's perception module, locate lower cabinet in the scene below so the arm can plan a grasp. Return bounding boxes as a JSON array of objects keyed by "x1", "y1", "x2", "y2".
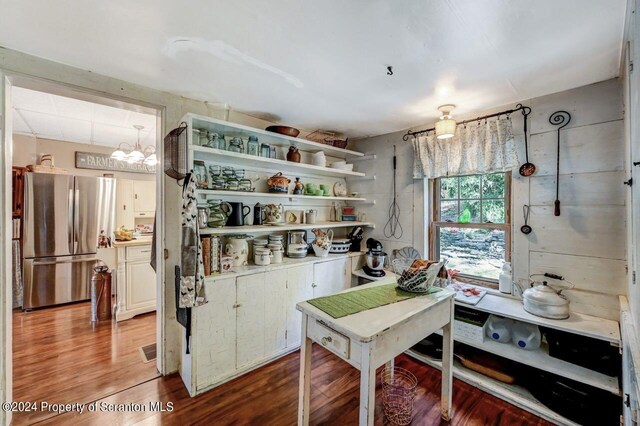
[
  {"x1": 192, "y1": 256, "x2": 353, "y2": 394},
  {"x1": 125, "y1": 260, "x2": 157, "y2": 310}
]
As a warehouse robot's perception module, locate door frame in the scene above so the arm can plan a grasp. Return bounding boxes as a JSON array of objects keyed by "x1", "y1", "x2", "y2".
[{"x1": 0, "y1": 71, "x2": 167, "y2": 423}]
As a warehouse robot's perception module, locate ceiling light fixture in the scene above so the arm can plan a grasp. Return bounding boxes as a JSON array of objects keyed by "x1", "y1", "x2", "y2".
[
  {"x1": 111, "y1": 124, "x2": 156, "y2": 165},
  {"x1": 435, "y1": 104, "x2": 457, "y2": 139}
]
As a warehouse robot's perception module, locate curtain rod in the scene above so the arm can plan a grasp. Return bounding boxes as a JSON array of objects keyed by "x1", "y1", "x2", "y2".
[{"x1": 402, "y1": 103, "x2": 532, "y2": 141}]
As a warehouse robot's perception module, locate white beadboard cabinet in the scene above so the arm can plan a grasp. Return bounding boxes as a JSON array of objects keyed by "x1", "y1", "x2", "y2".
[
  {"x1": 113, "y1": 240, "x2": 157, "y2": 321},
  {"x1": 188, "y1": 256, "x2": 352, "y2": 395}
]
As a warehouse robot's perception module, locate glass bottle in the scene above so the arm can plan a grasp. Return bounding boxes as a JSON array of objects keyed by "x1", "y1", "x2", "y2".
[
  {"x1": 218, "y1": 133, "x2": 227, "y2": 150},
  {"x1": 199, "y1": 129, "x2": 209, "y2": 147},
  {"x1": 247, "y1": 136, "x2": 260, "y2": 156}
]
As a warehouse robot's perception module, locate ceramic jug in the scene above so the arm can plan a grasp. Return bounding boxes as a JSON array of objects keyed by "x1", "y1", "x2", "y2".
[
  {"x1": 287, "y1": 146, "x2": 301, "y2": 163},
  {"x1": 253, "y1": 203, "x2": 267, "y2": 225},
  {"x1": 207, "y1": 200, "x2": 232, "y2": 228},
  {"x1": 265, "y1": 203, "x2": 284, "y2": 223},
  {"x1": 225, "y1": 235, "x2": 250, "y2": 266},
  {"x1": 227, "y1": 202, "x2": 251, "y2": 226}
]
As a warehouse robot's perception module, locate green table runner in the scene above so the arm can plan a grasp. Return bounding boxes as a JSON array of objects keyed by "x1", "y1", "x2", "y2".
[{"x1": 307, "y1": 283, "x2": 442, "y2": 319}]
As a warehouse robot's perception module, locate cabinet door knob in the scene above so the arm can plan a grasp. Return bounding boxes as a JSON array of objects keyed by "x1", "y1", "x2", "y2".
[
  {"x1": 311, "y1": 283, "x2": 317, "y2": 288},
  {"x1": 321, "y1": 336, "x2": 333, "y2": 346}
]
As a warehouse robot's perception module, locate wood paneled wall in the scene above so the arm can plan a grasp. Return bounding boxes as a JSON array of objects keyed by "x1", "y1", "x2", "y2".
[{"x1": 353, "y1": 78, "x2": 626, "y2": 321}]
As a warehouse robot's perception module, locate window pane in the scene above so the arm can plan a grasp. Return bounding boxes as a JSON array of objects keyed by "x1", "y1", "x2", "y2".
[
  {"x1": 460, "y1": 200, "x2": 481, "y2": 223},
  {"x1": 482, "y1": 200, "x2": 505, "y2": 223},
  {"x1": 440, "y1": 177, "x2": 458, "y2": 199},
  {"x1": 437, "y1": 227, "x2": 505, "y2": 280},
  {"x1": 459, "y1": 175, "x2": 481, "y2": 199},
  {"x1": 441, "y1": 201, "x2": 458, "y2": 222},
  {"x1": 482, "y1": 173, "x2": 506, "y2": 198}
]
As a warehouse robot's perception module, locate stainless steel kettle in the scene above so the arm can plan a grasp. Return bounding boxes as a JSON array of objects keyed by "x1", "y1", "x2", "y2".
[{"x1": 518, "y1": 274, "x2": 574, "y2": 320}]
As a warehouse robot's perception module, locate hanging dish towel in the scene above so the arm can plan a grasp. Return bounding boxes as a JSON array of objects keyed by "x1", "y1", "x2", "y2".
[{"x1": 180, "y1": 172, "x2": 207, "y2": 308}]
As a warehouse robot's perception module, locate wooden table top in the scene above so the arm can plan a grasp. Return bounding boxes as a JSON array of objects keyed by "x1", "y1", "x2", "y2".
[{"x1": 297, "y1": 282, "x2": 454, "y2": 343}]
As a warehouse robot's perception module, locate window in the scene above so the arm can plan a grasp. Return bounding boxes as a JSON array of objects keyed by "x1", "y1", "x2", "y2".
[{"x1": 431, "y1": 172, "x2": 511, "y2": 287}]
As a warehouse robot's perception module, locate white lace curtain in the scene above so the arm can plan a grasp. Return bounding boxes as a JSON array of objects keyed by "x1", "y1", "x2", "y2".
[{"x1": 412, "y1": 117, "x2": 519, "y2": 179}]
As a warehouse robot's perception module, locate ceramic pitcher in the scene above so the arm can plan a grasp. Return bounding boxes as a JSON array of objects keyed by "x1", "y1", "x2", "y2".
[{"x1": 265, "y1": 203, "x2": 284, "y2": 223}]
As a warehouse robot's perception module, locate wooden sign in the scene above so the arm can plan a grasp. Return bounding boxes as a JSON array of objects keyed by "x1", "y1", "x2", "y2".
[{"x1": 75, "y1": 151, "x2": 156, "y2": 174}]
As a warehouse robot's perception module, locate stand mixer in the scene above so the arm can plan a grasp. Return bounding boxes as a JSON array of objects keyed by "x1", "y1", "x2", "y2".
[{"x1": 363, "y1": 238, "x2": 386, "y2": 277}]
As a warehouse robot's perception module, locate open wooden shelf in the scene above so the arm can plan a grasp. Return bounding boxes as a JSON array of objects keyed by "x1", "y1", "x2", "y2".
[
  {"x1": 438, "y1": 331, "x2": 620, "y2": 395},
  {"x1": 405, "y1": 350, "x2": 580, "y2": 426},
  {"x1": 199, "y1": 221, "x2": 374, "y2": 235},
  {"x1": 462, "y1": 291, "x2": 620, "y2": 344},
  {"x1": 191, "y1": 146, "x2": 366, "y2": 178},
  {"x1": 195, "y1": 188, "x2": 366, "y2": 202},
  {"x1": 187, "y1": 113, "x2": 364, "y2": 159}
]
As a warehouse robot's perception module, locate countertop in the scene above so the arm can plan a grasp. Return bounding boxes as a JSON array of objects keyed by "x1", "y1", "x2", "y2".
[{"x1": 112, "y1": 236, "x2": 153, "y2": 247}]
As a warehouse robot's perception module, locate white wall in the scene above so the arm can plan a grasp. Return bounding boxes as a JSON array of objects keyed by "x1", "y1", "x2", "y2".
[
  {"x1": 352, "y1": 78, "x2": 626, "y2": 321},
  {"x1": 12, "y1": 133, "x2": 155, "y2": 181}
]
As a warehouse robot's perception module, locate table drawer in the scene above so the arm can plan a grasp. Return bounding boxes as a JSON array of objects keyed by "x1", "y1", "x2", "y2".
[
  {"x1": 308, "y1": 319, "x2": 350, "y2": 359},
  {"x1": 126, "y1": 245, "x2": 153, "y2": 261}
]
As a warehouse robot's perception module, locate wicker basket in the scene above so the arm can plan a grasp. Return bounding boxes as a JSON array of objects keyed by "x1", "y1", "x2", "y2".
[
  {"x1": 392, "y1": 259, "x2": 447, "y2": 293},
  {"x1": 381, "y1": 366, "x2": 418, "y2": 425}
]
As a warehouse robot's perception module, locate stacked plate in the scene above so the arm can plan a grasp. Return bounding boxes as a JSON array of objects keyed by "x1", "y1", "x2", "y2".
[
  {"x1": 330, "y1": 238, "x2": 352, "y2": 253},
  {"x1": 311, "y1": 151, "x2": 326, "y2": 167},
  {"x1": 329, "y1": 160, "x2": 354, "y2": 171}
]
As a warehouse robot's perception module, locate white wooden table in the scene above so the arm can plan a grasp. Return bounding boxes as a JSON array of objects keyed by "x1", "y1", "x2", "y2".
[{"x1": 296, "y1": 281, "x2": 455, "y2": 425}]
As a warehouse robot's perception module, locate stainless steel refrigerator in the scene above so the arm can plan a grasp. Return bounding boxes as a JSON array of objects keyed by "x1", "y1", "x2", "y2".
[{"x1": 22, "y1": 173, "x2": 116, "y2": 309}]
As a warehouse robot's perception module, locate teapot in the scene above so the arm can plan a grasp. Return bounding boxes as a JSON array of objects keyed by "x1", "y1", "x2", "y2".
[
  {"x1": 265, "y1": 203, "x2": 284, "y2": 223},
  {"x1": 517, "y1": 273, "x2": 574, "y2": 320},
  {"x1": 207, "y1": 200, "x2": 232, "y2": 228},
  {"x1": 267, "y1": 172, "x2": 290, "y2": 193}
]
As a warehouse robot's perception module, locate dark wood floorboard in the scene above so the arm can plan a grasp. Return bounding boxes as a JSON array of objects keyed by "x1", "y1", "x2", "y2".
[
  {"x1": 12, "y1": 302, "x2": 158, "y2": 425},
  {"x1": 41, "y1": 346, "x2": 553, "y2": 426}
]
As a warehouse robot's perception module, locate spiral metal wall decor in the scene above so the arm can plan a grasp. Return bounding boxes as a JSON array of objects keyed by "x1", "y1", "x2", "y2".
[{"x1": 548, "y1": 110, "x2": 572, "y2": 216}]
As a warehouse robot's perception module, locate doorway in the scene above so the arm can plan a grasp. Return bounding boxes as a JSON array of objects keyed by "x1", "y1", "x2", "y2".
[{"x1": 4, "y1": 78, "x2": 165, "y2": 425}]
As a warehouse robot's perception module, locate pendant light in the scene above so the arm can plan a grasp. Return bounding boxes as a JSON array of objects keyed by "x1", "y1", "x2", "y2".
[
  {"x1": 435, "y1": 104, "x2": 457, "y2": 139},
  {"x1": 126, "y1": 125, "x2": 146, "y2": 163}
]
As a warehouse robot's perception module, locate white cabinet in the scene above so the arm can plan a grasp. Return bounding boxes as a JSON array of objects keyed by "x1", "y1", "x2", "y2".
[
  {"x1": 236, "y1": 273, "x2": 266, "y2": 368},
  {"x1": 194, "y1": 276, "x2": 236, "y2": 389},
  {"x1": 116, "y1": 180, "x2": 135, "y2": 229},
  {"x1": 114, "y1": 241, "x2": 156, "y2": 321},
  {"x1": 313, "y1": 257, "x2": 351, "y2": 298},
  {"x1": 286, "y1": 264, "x2": 314, "y2": 349},
  {"x1": 125, "y1": 260, "x2": 157, "y2": 311},
  {"x1": 133, "y1": 180, "x2": 156, "y2": 218},
  {"x1": 190, "y1": 255, "x2": 358, "y2": 395},
  {"x1": 264, "y1": 269, "x2": 288, "y2": 357}
]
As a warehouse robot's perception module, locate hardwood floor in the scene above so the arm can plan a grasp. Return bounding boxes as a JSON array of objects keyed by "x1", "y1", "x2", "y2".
[
  {"x1": 41, "y1": 346, "x2": 552, "y2": 425},
  {"x1": 12, "y1": 302, "x2": 159, "y2": 425}
]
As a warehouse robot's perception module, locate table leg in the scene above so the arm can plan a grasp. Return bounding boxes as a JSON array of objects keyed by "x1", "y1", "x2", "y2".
[
  {"x1": 440, "y1": 298, "x2": 454, "y2": 421},
  {"x1": 359, "y1": 343, "x2": 375, "y2": 426},
  {"x1": 298, "y1": 314, "x2": 312, "y2": 426}
]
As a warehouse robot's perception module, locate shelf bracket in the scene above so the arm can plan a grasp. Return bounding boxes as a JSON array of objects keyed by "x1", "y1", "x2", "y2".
[
  {"x1": 349, "y1": 154, "x2": 377, "y2": 162},
  {"x1": 348, "y1": 174, "x2": 376, "y2": 181}
]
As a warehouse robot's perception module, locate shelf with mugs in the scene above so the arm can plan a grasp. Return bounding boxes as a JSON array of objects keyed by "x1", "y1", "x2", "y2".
[
  {"x1": 185, "y1": 113, "x2": 364, "y2": 160},
  {"x1": 194, "y1": 188, "x2": 367, "y2": 202},
  {"x1": 190, "y1": 145, "x2": 365, "y2": 178},
  {"x1": 199, "y1": 221, "x2": 374, "y2": 236}
]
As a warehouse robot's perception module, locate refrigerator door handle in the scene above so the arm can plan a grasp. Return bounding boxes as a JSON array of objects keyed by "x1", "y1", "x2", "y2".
[
  {"x1": 33, "y1": 256, "x2": 99, "y2": 266},
  {"x1": 68, "y1": 187, "x2": 75, "y2": 254},
  {"x1": 74, "y1": 188, "x2": 80, "y2": 254}
]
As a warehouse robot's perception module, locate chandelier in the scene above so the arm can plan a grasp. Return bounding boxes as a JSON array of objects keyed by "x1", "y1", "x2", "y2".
[{"x1": 111, "y1": 125, "x2": 157, "y2": 165}]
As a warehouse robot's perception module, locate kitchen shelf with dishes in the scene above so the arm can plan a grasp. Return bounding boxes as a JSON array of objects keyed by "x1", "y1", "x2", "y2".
[
  {"x1": 194, "y1": 188, "x2": 367, "y2": 202},
  {"x1": 199, "y1": 221, "x2": 374, "y2": 236},
  {"x1": 182, "y1": 113, "x2": 374, "y2": 277}
]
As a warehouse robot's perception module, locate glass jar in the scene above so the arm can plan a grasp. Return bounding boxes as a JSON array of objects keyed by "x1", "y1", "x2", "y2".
[
  {"x1": 218, "y1": 133, "x2": 227, "y2": 150},
  {"x1": 228, "y1": 137, "x2": 244, "y2": 153},
  {"x1": 247, "y1": 136, "x2": 259, "y2": 156},
  {"x1": 192, "y1": 128, "x2": 200, "y2": 146},
  {"x1": 199, "y1": 129, "x2": 209, "y2": 147},
  {"x1": 207, "y1": 132, "x2": 220, "y2": 149},
  {"x1": 260, "y1": 143, "x2": 271, "y2": 157}
]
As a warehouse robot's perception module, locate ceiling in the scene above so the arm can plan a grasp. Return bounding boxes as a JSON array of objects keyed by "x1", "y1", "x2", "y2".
[
  {"x1": 12, "y1": 87, "x2": 157, "y2": 148},
  {"x1": 0, "y1": 1, "x2": 627, "y2": 138}
]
